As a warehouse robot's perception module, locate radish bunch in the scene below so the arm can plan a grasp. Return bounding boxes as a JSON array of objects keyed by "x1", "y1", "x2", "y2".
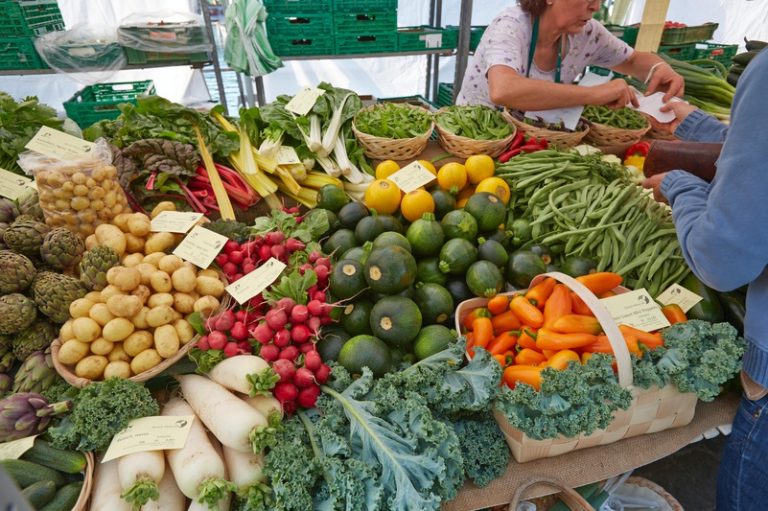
[
  {"x1": 197, "y1": 307, "x2": 262, "y2": 358},
  {"x1": 215, "y1": 234, "x2": 307, "y2": 283}
]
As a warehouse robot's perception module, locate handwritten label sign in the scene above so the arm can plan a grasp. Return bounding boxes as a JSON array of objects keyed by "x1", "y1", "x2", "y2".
[
  {"x1": 657, "y1": 283, "x2": 704, "y2": 313},
  {"x1": 0, "y1": 168, "x2": 34, "y2": 200},
  {"x1": 226, "y1": 258, "x2": 287, "y2": 304},
  {"x1": 277, "y1": 146, "x2": 301, "y2": 165},
  {"x1": 285, "y1": 87, "x2": 325, "y2": 116},
  {"x1": 102, "y1": 415, "x2": 194, "y2": 463},
  {"x1": 600, "y1": 289, "x2": 671, "y2": 332},
  {"x1": 150, "y1": 211, "x2": 204, "y2": 234},
  {"x1": 0, "y1": 435, "x2": 37, "y2": 461},
  {"x1": 25, "y1": 126, "x2": 95, "y2": 160},
  {"x1": 388, "y1": 161, "x2": 435, "y2": 193},
  {"x1": 173, "y1": 226, "x2": 228, "y2": 269}
]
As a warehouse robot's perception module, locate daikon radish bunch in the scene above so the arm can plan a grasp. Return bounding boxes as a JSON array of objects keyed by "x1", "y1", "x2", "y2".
[
  {"x1": 207, "y1": 355, "x2": 279, "y2": 397},
  {"x1": 118, "y1": 450, "x2": 164, "y2": 509}
]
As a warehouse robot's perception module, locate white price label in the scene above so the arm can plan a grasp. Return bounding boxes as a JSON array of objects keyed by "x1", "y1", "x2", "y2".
[
  {"x1": 656, "y1": 283, "x2": 704, "y2": 313},
  {"x1": 600, "y1": 289, "x2": 671, "y2": 332},
  {"x1": 0, "y1": 168, "x2": 34, "y2": 201},
  {"x1": 423, "y1": 33, "x2": 443, "y2": 49},
  {"x1": 226, "y1": 258, "x2": 287, "y2": 304},
  {"x1": 172, "y1": 226, "x2": 228, "y2": 269},
  {"x1": 25, "y1": 126, "x2": 95, "y2": 160},
  {"x1": 102, "y1": 416, "x2": 194, "y2": 463},
  {"x1": 285, "y1": 87, "x2": 326, "y2": 116},
  {"x1": 277, "y1": 146, "x2": 301, "y2": 165},
  {"x1": 0, "y1": 435, "x2": 37, "y2": 461},
  {"x1": 388, "y1": 161, "x2": 436, "y2": 193},
  {"x1": 150, "y1": 211, "x2": 204, "y2": 234}
]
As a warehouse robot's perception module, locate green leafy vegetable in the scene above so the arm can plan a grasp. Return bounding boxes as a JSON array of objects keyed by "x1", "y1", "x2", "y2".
[
  {"x1": 252, "y1": 208, "x2": 328, "y2": 243},
  {"x1": 263, "y1": 270, "x2": 317, "y2": 306},
  {"x1": 0, "y1": 93, "x2": 64, "y2": 173},
  {"x1": 189, "y1": 347, "x2": 226, "y2": 374},
  {"x1": 452, "y1": 415, "x2": 510, "y2": 487},
  {"x1": 435, "y1": 105, "x2": 512, "y2": 140},
  {"x1": 355, "y1": 103, "x2": 433, "y2": 139}
]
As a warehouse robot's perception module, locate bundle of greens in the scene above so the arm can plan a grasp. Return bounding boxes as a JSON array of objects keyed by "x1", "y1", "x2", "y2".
[
  {"x1": 435, "y1": 105, "x2": 513, "y2": 140},
  {"x1": 354, "y1": 103, "x2": 433, "y2": 139},
  {"x1": 0, "y1": 92, "x2": 64, "y2": 173}
]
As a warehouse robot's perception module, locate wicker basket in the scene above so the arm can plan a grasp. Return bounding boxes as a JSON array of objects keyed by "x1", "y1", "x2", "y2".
[
  {"x1": 456, "y1": 272, "x2": 698, "y2": 463},
  {"x1": 352, "y1": 104, "x2": 434, "y2": 160},
  {"x1": 435, "y1": 107, "x2": 517, "y2": 158},
  {"x1": 584, "y1": 118, "x2": 651, "y2": 146},
  {"x1": 72, "y1": 451, "x2": 95, "y2": 511},
  {"x1": 502, "y1": 110, "x2": 589, "y2": 149}
]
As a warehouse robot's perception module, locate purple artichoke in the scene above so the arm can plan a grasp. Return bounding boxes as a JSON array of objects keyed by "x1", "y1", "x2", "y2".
[
  {"x1": 0, "y1": 392, "x2": 71, "y2": 442},
  {"x1": 0, "y1": 374, "x2": 11, "y2": 395}
]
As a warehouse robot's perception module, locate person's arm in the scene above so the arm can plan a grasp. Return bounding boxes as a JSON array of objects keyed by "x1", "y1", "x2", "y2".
[
  {"x1": 611, "y1": 51, "x2": 685, "y2": 100},
  {"x1": 673, "y1": 108, "x2": 728, "y2": 143}
]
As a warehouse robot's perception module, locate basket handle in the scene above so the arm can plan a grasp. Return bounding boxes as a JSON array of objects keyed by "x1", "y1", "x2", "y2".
[
  {"x1": 507, "y1": 476, "x2": 597, "y2": 511},
  {"x1": 529, "y1": 272, "x2": 633, "y2": 388}
]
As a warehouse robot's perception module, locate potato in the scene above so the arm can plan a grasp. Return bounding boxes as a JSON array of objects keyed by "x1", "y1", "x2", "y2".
[
  {"x1": 88, "y1": 303, "x2": 115, "y2": 327},
  {"x1": 196, "y1": 276, "x2": 225, "y2": 298},
  {"x1": 127, "y1": 213, "x2": 151, "y2": 237},
  {"x1": 142, "y1": 252, "x2": 164, "y2": 267},
  {"x1": 68, "y1": 298, "x2": 93, "y2": 319},
  {"x1": 125, "y1": 234, "x2": 145, "y2": 254},
  {"x1": 109, "y1": 267, "x2": 142, "y2": 292},
  {"x1": 112, "y1": 213, "x2": 132, "y2": 233},
  {"x1": 171, "y1": 310, "x2": 182, "y2": 322},
  {"x1": 172, "y1": 293, "x2": 196, "y2": 314},
  {"x1": 85, "y1": 234, "x2": 98, "y2": 251},
  {"x1": 90, "y1": 338, "x2": 114, "y2": 356},
  {"x1": 131, "y1": 349, "x2": 162, "y2": 374},
  {"x1": 146, "y1": 293, "x2": 173, "y2": 309},
  {"x1": 100, "y1": 285, "x2": 124, "y2": 301},
  {"x1": 197, "y1": 269, "x2": 220, "y2": 279},
  {"x1": 102, "y1": 318, "x2": 135, "y2": 342},
  {"x1": 85, "y1": 291, "x2": 105, "y2": 304},
  {"x1": 131, "y1": 285, "x2": 151, "y2": 305},
  {"x1": 106, "y1": 294, "x2": 143, "y2": 318},
  {"x1": 72, "y1": 317, "x2": 101, "y2": 343},
  {"x1": 174, "y1": 319, "x2": 195, "y2": 344},
  {"x1": 59, "y1": 320, "x2": 75, "y2": 342},
  {"x1": 104, "y1": 361, "x2": 132, "y2": 379},
  {"x1": 95, "y1": 224, "x2": 127, "y2": 256},
  {"x1": 131, "y1": 307, "x2": 150, "y2": 330},
  {"x1": 135, "y1": 263, "x2": 157, "y2": 286},
  {"x1": 158, "y1": 255, "x2": 184, "y2": 274},
  {"x1": 124, "y1": 331, "x2": 154, "y2": 357},
  {"x1": 154, "y1": 325, "x2": 180, "y2": 358},
  {"x1": 172, "y1": 266, "x2": 198, "y2": 293},
  {"x1": 76, "y1": 355, "x2": 108, "y2": 380},
  {"x1": 150, "y1": 201, "x2": 176, "y2": 219},
  {"x1": 144, "y1": 232, "x2": 176, "y2": 255},
  {"x1": 122, "y1": 253, "x2": 144, "y2": 268},
  {"x1": 108, "y1": 343, "x2": 130, "y2": 363},
  {"x1": 194, "y1": 296, "x2": 220, "y2": 316},
  {"x1": 147, "y1": 305, "x2": 174, "y2": 328},
  {"x1": 58, "y1": 340, "x2": 90, "y2": 364},
  {"x1": 149, "y1": 271, "x2": 172, "y2": 293}
]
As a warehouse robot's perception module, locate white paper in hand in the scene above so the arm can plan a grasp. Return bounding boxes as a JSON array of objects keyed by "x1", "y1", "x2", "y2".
[{"x1": 632, "y1": 91, "x2": 683, "y2": 123}]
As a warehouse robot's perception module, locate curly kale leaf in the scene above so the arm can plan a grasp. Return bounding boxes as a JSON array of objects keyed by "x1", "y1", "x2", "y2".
[
  {"x1": 263, "y1": 416, "x2": 320, "y2": 511},
  {"x1": 452, "y1": 415, "x2": 510, "y2": 487}
]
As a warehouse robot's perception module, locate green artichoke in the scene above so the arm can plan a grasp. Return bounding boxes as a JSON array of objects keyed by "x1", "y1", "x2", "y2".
[
  {"x1": 0, "y1": 392, "x2": 71, "y2": 442},
  {"x1": 0, "y1": 198, "x2": 19, "y2": 224},
  {"x1": 79, "y1": 246, "x2": 119, "y2": 291},
  {"x1": 40, "y1": 228, "x2": 84, "y2": 270},
  {"x1": 12, "y1": 350, "x2": 56, "y2": 394},
  {"x1": 12, "y1": 319, "x2": 57, "y2": 361},
  {"x1": 202, "y1": 219, "x2": 252, "y2": 242},
  {"x1": 0, "y1": 374, "x2": 11, "y2": 395},
  {"x1": 0, "y1": 250, "x2": 37, "y2": 294},
  {"x1": 0, "y1": 336, "x2": 14, "y2": 373},
  {"x1": 3, "y1": 219, "x2": 50, "y2": 257},
  {"x1": 17, "y1": 190, "x2": 44, "y2": 222},
  {"x1": 31, "y1": 272, "x2": 87, "y2": 323},
  {"x1": 0, "y1": 293, "x2": 37, "y2": 334}
]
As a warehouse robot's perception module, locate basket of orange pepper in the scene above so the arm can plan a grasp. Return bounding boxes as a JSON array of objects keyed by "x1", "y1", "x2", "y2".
[{"x1": 456, "y1": 271, "x2": 699, "y2": 462}]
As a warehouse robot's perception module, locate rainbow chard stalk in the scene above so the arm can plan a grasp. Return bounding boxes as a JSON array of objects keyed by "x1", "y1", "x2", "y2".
[{"x1": 0, "y1": 393, "x2": 72, "y2": 442}]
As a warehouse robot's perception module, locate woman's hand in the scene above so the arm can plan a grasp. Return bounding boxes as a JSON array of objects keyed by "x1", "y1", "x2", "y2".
[
  {"x1": 646, "y1": 64, "x2": 685, "y2": 101},
  {"x1": 641, "y1": 173, "x2": 670, "y2": 205},
  {"x1": 589, "y1": 79, "x2": 639, "y2": 109}
]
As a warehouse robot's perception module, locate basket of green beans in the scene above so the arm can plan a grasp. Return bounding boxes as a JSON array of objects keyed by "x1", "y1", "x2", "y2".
[
  {"x1": 582, "y1": 105, "x2": 650, "y2": 146},
  {"x1": 502, "y1": 109, "x2": 591, "y2": 149},
  {"x1": 434, "y1": 105, "x2": 517, "y2": 158},
  {"x1": 352, "y1": 103, "x2": 434, "y2": 160}
]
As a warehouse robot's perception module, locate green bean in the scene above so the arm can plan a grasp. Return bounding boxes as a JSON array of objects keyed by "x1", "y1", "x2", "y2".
[{"x1": 539, "y1": 220, "x2": 630, "y2": 245}]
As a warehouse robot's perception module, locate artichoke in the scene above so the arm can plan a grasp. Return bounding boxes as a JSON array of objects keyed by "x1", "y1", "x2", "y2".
[
  {"x1": 0, "y1": 373, "x2": 11, "y2": 395},
  {"x1": 0, "y1": 250, "x2": 37, "y2": 294},
  {"x1": 17, "y1": 190, "x2": 44, "y2": 221},
  {"x1": 0, "y1": 336, "x2": 14, "y2": 373},
  {"x1": 12, "y1": 350, "x2": 56, "y2": 394},
  {"x1": 40, "y1": 228, "x2": 84, "y2": 270},
  {"x1": 0, "y1": 198, "x2": 18, "y2": 224},
  {"x1": 12, "y1": 319, "x2": 57, "y2": 361},
  {"x1": 202, "y1": 219, "x2": 252, "y2": 242},
  {"x1": 3, "y1": 219, "x2": 50, "y2": 257},
  {"x1": 79, "y1": 246, "x2": 120, "y2": 291},
  {"x1": 31, "y1": 272, "x2": 87, "y2": 323},
  {"x1": 0, "y1": 392, "x2": 72, "y2": 442},
  {"x1": 0, "y1": 293, "x2": 37, "y2": 334}
]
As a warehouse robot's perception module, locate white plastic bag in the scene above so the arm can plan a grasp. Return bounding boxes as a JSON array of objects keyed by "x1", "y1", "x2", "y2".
[{"x1": 117, "y1": 12, "x2": 213, "y2": 53}]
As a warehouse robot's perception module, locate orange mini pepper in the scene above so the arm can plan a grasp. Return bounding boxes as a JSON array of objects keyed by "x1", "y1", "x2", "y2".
[
  {"x1": 471, "y1": 317, "x2": 494, "y2": 350},
  {"x1": 551, "y1": 314, "x2": 603, "y2": 335},
  {"x1": 515, "y1": 348, "x2": 546, "y2": 366},
  {"x1": 543, "y1": 284, "x2": 572, "y2": 327},
  {"x1": 570, "y1": 292, "x2": 594, "y2": 316},
  {"x1": 619, "y1": 324, "x2": 664, "y2": 350},
  {"x1": 525, "y1": 277, "x2": 556, "y2": 308},
  {"x1": 517, "y1": 327, "x2": 540, "y2": 351},
  {"x1": 545, "y1": 349, "x2": 581, "y2": 370},
  {"x1": 510, "y1": 295, "x2": 544, "y2": 328},
  {"x1": 503, "y1": 365, "x2": 543, "y2": 390},
  {"x1": 576, "y1": 272, "x2": 623, "y2": 295},
  {"x1": 581, "y1": 352, "x2": 594, "y2": 364},
  {"x1": 661, "y1": 304, "x2": 687, "y2": 325},
  {"x1": 583, "y1": 333, "x2": 613, "y2": 354},
  {"x1": 536, "y1": 329, "x2": 597, "y2": 351},
  {"x1": 489, "y1": 331, "x2": 519, "y2": 356},
  {"x1": 491, "y1": 310, "x2": 522, "y2": 333},
  {"x1": 487, "y1": 295, "x2": 511, "y2": 315},
  {"x1": 463, "y1": 307, "x2": 490, "y2": 331}
]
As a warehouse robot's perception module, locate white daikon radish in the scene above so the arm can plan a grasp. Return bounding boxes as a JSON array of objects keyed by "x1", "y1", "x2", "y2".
[
  {"x1": 118, "y1": 450, "x2": 165, "y2": 508},
  {"x1": 223, "y1": 445, "x2": 265, "y2": 490},
  {"x1": 187, "y1": 494, "x2": 231, "y2": 511},
  {"x1": 177, "y1": 374, "x2": 274, "y2": 453},
  {"x1": 91, "y1": 458, "x2": 132, "y2": 511},
  {"x1": 242, "y1": 394, "x2": 283, "y2": 421},
  {"x1": 162, "y1": 397, "x2": 234, "y2": 508},
  {"x1": 207, "y1": 355, "x2": 277, "y2": 396},
  {"x1": 140, "y1": 468, "x2": 186, "y2": 511}
]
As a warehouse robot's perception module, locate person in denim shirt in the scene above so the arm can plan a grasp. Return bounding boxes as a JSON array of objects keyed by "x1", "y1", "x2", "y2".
[{"x1": 643, "y1": 48, "x2": 768, "y2": 510}]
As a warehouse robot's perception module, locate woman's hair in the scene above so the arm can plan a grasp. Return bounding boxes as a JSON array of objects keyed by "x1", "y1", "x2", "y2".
[{"x1": 519, "y1": 0, "x2": 548, "y2": 17}]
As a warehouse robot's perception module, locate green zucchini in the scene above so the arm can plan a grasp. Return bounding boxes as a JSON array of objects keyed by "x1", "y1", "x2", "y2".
[
  {"x1": 744, "y1": 40, "x2": 767, "y2": 52},
  {"x1": 732, "y1": 50, "x2": 759, "y2": 66},
  {"x1": 719, "y1": 291, "x2": 746, "y2": 335},
  {"x1": 681, "y1": 274, "x2": 724, "y2": 323},
  {"x1": 438, "y1": 238, "x2": 478, "y2": 275},
  {"x1": 40, "y1": 481, "x2": 83, "y2": 511},
  {"x1": 21, "y1": 439, "x2": 87, "y2": 474},
  {"x1": 0, "y1": 459, "x2": 67, "y2": 488},
  {"x1": 21, "y1": 480, "x2": 57, "y2": 509}
]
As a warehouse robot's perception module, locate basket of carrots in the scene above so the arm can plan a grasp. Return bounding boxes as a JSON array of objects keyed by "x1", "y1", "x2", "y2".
[{"x1": 456, "y1": 271, "x2": 698, "y2": 463}]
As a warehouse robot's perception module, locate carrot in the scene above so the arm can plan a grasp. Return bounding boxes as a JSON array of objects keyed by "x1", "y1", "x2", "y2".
[
  {"x1": 487, "y1": 295, "x2": 511, "y2": 315},
  {"x1": 489, "y1": 331, "x2": 518, "y2": 356},
  {"x1": 619, "y1": 324, "x2": 664, "y2": 349},
  {"x1": 576, "y1": 272, "x2": 623, "y2": 295},
  {"x1": 570, "y1": 292, "x2": 594, "y2": 316},
  {"x1": 661, "y1": 304, "x2": 687, "y2": 325},
  {"x1": 536, "y1": 329, "x2": 597, "y2": 350},
  {"x1": 583, "y1": 334, "x2": 613, "y2": 353},
  {"x1": 471, "y1": 317, "x2": 494, "y2": 350},
  {"x1": 510, "y1": 295, "x2": 544, "y2": 328},
  {"x1": 551, "y1": 314, "x2": 603, "y2": 335},
  {"x1": 491, "y1": 310, "x2": 522, "y2": 333},
  {"x1": 517, "y1": 327, "x2": 539, "y2": 351},
  {"x1": 503, "y1": 365, "x2": 543, "y2": 390},
  {"x1": 525, "y1": 277, "x2": 556, "y2": 307},
  {"x1": 515, "y1": 348, "x2": 546, "y2": 366},
  {"x1": 545, "y1": 349, "x2": 580, "y2": 370},
  {"x1": 543, "y1": 284, "x2": 572, "y2": 327}
]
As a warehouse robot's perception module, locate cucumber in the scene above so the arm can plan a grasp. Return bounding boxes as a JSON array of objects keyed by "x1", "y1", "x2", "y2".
[
  {"x1": 732, "y1": 50, "x2": 759, "y2": 66},
  {"x1": 745, "y1": 39, "x2": 768, "y2": 51},
  {"x1": 719, "y1": 291, "x2": 746, "y2": 335},
  {"x1": 40, "y1": 481, "x2": 83, "y2": 511},
  {"x1": 681, "y1": 273, "x2": 724, "y2": 323},
  {"x1": 21, "y1": 439, "x2": 87, "y2": 474},
  {"x1": 22, "y1": 480, "x2": 57, "y2": 509},
  {"x1": 0, "y1": 459, "x2": 67, "y2": 488}
]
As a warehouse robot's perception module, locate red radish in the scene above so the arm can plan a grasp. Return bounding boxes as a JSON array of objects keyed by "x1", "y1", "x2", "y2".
[
  {"x1": 276, "y1": 297, "x2": 296, "y2": 314},
  {"x1": 307, "y1": 285, "x2": 318, "y2": 297},
  {"x1": 237, "y1": 341, "x2": 252, "y2": 353},
  {"x1": 215, "y1": 254, "x2": 229, "y2": 266},
  {"x1": 312, "y1": 291, "x2": 327, "y2": 303},
  {"x1": 208, "y1": 331, "x2": 228, "y2": 350},
  {"x1": 307, "y1": 316, "x2": 322, "y2": 333},
  {"x1": 307, "y1": 300, "x2": 323, "y2": 317},
  {"x1": 299, "y1": 342, "x2": 315, "y2": 354},
  {"x1": 300, "y1": 263, "x2": 313, "y2": 274},
  {"x1": 223, "y1": 342, "x2": 241, "y2": 357},
  {"x1": 259, "y1": 344, "x2": 279, "y2": 362},
  {"x1": 198, "y1": 336, "x2": 210, "y2": 350},
  {"x1": 215, "y1": 311, "x2": 236, "y2": 332},
  {"x1": 242, "y1": 262, "x2": 256, "y2": 274},
  {"x1": 259, "y1": 245, "x2": 272, "y2": 262},
  {"x1": 304, "y1": 351, "x2": 322, "y2": 371},
  {"x1": 235, "y1": 310, "x2": 247, "y2": 323},
  {"x1": 249, "y1": 295, "x2": 264, "y2": 308},
  {"x1": 271, "y1": 245, "x2": 286, "y2": 260},
  {"x1": 297, "y1": 385, "x2": 320, "y2": 408},
  {"x1": 320, "y1": 315, "x2": 333, "y2": 325},
  {"x1": 223, "y1": 262, "x2": 238, "y2": 275},
  {"x1": 314, "y1": 265, "x2": 329, "y2": 282},
  {"x1": 230, "y1": 321, "x2": 248, "y2": 341},
  {"x1": 233, "y1": 273, "x2": 244, "y2": 281},
  {"x1": 271, "y1": 359, "x2": 296, "y2": 382},
  {"x1": 290, "y1": 305, "x2": 309, "y2": 324},
  {"x1": 265, "y1": 309, "x2": 288, "y2": 330},
  {"x1": 282, "y1": 400, "x2": 297, "y2": 416},
  {"x1": 285, "y1": 238, "x2": 305, "y2": 253},
  {"x1": 314, "y1": 364, "x2": 331, "y2": 384},
  {"x1": 316, "y1": 257, "x2": 331, "y2": 268},
  {"x1": 273, "y1": 382, "x2": 298, "y2": 403},
  {"x1": 251, "y1": 323, "x2": 273, "y2": 344},
  {"x1": 294, "y1": 367, "x2": 315, "y2": 388},
  {"x1": 308, "y1": 251, "x2": 321, "y2": 263},
  {"x1": 229, "y1": 251, "x2": 244, "y2": 265},
  {"x1": 224, "y1": 240, "x2": 241, "y2": 253},
  {"x1": 321, "y1": 303, "x2": 334, "y2": 317},
  {"x1": 273, "y1": 329, "x2": 291, "y2": 348},
  {"x1": 265, "y1": 231, "x2": 285, "y2": 245},
  {"x1": 291, "y1": 324, "x2": 311, "y2": 344},
  {"x1": 279, "y1": 346, "x2": 299, "y2": 361}
]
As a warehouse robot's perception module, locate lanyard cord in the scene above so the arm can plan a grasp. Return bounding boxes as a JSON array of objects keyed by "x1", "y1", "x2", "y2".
[{"x1": 526, "y1": 16, "x2": 563, "y2": 84}]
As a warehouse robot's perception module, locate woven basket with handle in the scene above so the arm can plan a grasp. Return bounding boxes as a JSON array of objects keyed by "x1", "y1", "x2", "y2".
[
  {"x1": 456, "y1": 272, "x2": 698, "y2": 463},
  {"x1": 352, "y1": 104, "x2": 434, "y2": 160},
  {"x1": 72, "y1": 451, "x2": 95, "y2": 511},
  {"x1": 502, "y1": 110, "x2": 589, "y2": 149},
  {"x1": 435, "y1": 107, "x2": 517, "y2": 158}
]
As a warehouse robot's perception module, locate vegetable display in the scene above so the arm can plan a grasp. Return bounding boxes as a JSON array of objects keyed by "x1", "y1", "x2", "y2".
[
  {"x1": 582, "y1": 105, "x2": 648, "y2": 130},
  {"x1": 435, "y1": 105, "x2": 513, "y2": 140},
  {"x1": 354, "y1": 103, "x2": 433, "y2": 139}
]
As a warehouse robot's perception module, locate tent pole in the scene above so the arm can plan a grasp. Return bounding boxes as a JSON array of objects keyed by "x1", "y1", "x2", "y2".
[{"x1": 200, "y1": 0, "x2": 229, "y2": 113}]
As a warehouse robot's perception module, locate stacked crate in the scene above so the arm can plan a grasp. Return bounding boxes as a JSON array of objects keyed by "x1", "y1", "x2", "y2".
[
  {"x1": 265, "y1": 0, "x2": 335, "y2": 57},
  {"x1": 333, "y1": 0, "x2": 398, "y2": 55},
  {"x1": 0, "y1": 0, "x2": 64, "y2": 70}
]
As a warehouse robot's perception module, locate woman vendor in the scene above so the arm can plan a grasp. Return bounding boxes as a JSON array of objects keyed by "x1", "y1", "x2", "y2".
[{"x1": 457, "y1": 0, "x2": 685, "y2": 111}]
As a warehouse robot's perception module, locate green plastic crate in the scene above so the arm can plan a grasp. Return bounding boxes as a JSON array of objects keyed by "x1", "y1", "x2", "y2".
[
  {"x1": 123, "y1": 47, "x2": 210, "y2": 66},
  {"x1": 43, "y1": 42, "x2": 125, "y2": 70},
  {"x1": 118, "y1": 23, "x2": 208, "y2": 49},
  {"x1": 0, "y1": 0, "x2": 64, "y2": 37},
  {"x1": 64, "y1": 80, "x2": 156, "y2": 129},
  {"x1": 0, "y1": 36, "x2": 45, "y2": 69},
  {"x1": 264, "y1": 0, "x2": 331, "y2": 13},
  {"x1": 604, "y1": 23, "x2": 639, "y2": 47},
  {"x1": 692, "y1": 42, "x2": 738, "y2": 65},
  {"x1": 659, "y1": 43, "x2": 696, "y2": 61},
  {"x1": 335, "y1": 32, "x2": 396, "y2": 55},
  {"x1": 333, "y1": 0, "x2": 397, "y2": 12},
  {"x1": 444, "y1": 25, "x2": 486, "y2": 52},
  {"x1": 376, "y1": 94, "x2": 438, "y2": 111},
  {"x1": 270, "y1": 34, "x2": 335, "y2": 56},
  {"x1": 334, "y1": 11, "x2": 396, "y2": 34},
  {"x1": 437, "y1": 82, "x2": 453, "y2": 107},
  {"x1": 267, "y1": 12, "x2": 333, "y2": 38},
  {"x1": 660, "y1": 22, "x2": 718, "y2": 45},
  {"x1": 397, "y1": 26, "x2": 453, "y2": 52}
]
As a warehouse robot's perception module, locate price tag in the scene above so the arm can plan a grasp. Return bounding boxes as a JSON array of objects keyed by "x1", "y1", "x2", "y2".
[
  {"x1": 388, "y1": 161, "x2": 436, "y2": 193},
  {"x1": 423, "y1": 33, "x2": 443, "y2": 49},
  {"x1": 226, "y1": 257, "x2": 287, "y2": 304},
  {"x1": 151, "y1": 211, "x2": 204, "y2": 234},
  {"x1": 173, "y1": 226, "x2": 228, "y2": 269},
  {"x1": 0, "y1": 435, "x2": 37, "y2": 461},
  {"x1": 0, "y1": 168, "x2": 33, "y2": 200},
  {"x1": 102, "y1": 416, "x2": 194, "y2": 463},
  {"x1": 285, "y1": 87, "x2": 325, "y2": 116},
  {"x1": 25, "y1": 126, "x2": 95, "y2": 161},
  {"x1": 600, "y1": 289, "x2": 671, "y2": 332},
  {"x1": 277, "y1": 146, "x2": 301, "y2": 165},
  {"x1": 656, "y1": 283, "x2": 704, "y2": 313}
]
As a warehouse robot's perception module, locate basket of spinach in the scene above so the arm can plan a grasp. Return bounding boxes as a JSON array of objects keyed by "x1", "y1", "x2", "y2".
[
  {"x1": 352, "y1": 102, "x2": 434, "y2": 160},
  {"x1": 582, "y1": 105, "x2": 650, "y2": 146},
  {"x1": 502, "y1": 108, "x2": 590, "y2": 149},
  {"x1": 433, "y1": 105, "x2": 517, "y2": 158}
]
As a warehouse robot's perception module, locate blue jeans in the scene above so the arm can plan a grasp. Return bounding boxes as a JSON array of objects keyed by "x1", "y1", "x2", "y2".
[{"x1": 716, "y1": 393, "x2": 768, "y2": 510}]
